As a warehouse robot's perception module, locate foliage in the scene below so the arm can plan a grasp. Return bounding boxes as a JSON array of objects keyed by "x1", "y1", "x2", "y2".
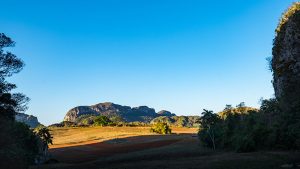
[
  {"x1": 0, "y1": 33, "x2": 46, "y2": 168},
  {"x1": 272, "y1": 2, "x2": 300, "y2": 113},
  {"x1": 0, "y1": 33, "x2": 29, "y2": 120},
  {"x1": 75, "y1": 115, "x2": 97, "y2": 126},
  {"x1": 48, "y1": 121, "x2": 76, "y2": 128},
  {"x1": 0, "y1": 118, "x2": 39, "y2": 168},
  {"x1": 151, "y1": 116, "x2": 174, "y2": 126},
  {"x1": 72, "y1": 115, "x2": 126, "y2": 127},
  {"x1": 34, "y1": 127, "x2": 53, "y2": 146},
  {"x1": 93, "y1": 115, "x2": 112, "y2": 126},
  {"x1": 218, "y1": 105, "x2": 258, "y2": 119},
  {"x1": 276, "y1": 2, "x2": 300, "y2": 34},
  {"x1": 34, "y1": 123, "x2": 46, "y2": 129},
  {"x1": 51, "y1": 116, "x2": 150, "y2": 127},
  {"x1": 150, "y1": 122, "x2": 172, "y2": 134},
  {"x1": 126, "y1": 121, "x2": 148, "y2": 127},
  {"x1": 151, "y1": 116, "x2": 200, "y2": 127},
  {"x1": 270, "y1": 2, "x2": 300, "y2": 150},
  {"x1": 198, "y1": 99, "x2": 300, "y2": 152},
  {"x1": 109, "y1": 115, "x2": 125, "y2": 124},
  {"x1": 198, "y1": 109, "x2": 222, "y2": 150}
]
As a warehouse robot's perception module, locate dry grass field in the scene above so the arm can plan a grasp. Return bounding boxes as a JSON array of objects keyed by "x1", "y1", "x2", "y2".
[
  {"x1": 31, "y1": 127, "x2": 300, "y2": 169},
  {"x1": 49, "y1": 126, "x2": 197, "y2": 148}
]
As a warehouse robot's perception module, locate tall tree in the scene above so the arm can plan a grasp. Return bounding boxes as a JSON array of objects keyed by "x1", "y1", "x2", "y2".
[
  {"x1": 199, "y1": 109, "x2": 220, "y2": 150},
  {"x1": 0, "y1": 33, "x2": 29, "y2": 120},
  {"x1": 0, "y1": 33, "x2": 39, "y2": 169}
]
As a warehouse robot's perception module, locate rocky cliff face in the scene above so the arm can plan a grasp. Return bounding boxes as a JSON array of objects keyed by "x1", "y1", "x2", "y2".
[
  {"x1": 15, "y1": 113, "x2": 41, "y2": 128},
  {"x1": 63, "y1": 106, "x2": 98, "y2": 122},
  {"x1": 272, "y1": 2, "x2": 300, "y2": 110},
  {"x1": 63, "y1": 102, "x2": 175, "y2": 123}
]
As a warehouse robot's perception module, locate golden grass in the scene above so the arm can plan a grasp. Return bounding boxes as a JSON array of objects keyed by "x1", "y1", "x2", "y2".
[
  {"x1": 49, "y1": 126, "x2": 197, "y2": 148},
  {"x1": 33, "y1": 127, "x2": 300, "y2": 169}
]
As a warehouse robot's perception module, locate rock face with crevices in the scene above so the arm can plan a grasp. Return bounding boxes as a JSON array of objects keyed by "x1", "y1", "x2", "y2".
[
  {"x1": 63, "y1": 102, "x2": 176, "y2": 123},
  {"x1": 15, "y1": 113, "x2": 41, "y2": 128},
  {"x1": 272, "y1": 2, "x2": 300, "y2": 111}
]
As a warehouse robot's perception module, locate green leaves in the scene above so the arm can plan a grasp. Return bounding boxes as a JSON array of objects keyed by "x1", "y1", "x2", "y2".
[
  {"x1": 34, "y1": 127, "x2": 53, "y2": 145},
  {"x1": 150, "y1": 122, "x2": 172, "y2": 134},
  {"x1": 93, "y1": 116, "x2": 112, "y2": 126}
]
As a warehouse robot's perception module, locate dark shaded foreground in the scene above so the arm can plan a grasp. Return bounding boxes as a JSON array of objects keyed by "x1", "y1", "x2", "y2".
[{"x1": 31, "y1": 133, "x2": 300, "y2": 169}]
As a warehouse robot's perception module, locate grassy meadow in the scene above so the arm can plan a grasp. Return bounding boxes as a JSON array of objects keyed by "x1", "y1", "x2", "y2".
[
  {"x1": 30, "y1": 126, "x2": 300, "y2": 169},
  {"x1": 49, "y1": 126, "x2": 197, "y2": 148}
]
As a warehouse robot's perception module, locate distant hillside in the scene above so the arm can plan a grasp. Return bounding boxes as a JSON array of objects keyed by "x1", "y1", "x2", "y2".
[
  {"x1": 63, "y1": 102, "x2": 176, "y2": 123},
  {"x1": 15, "y1": 113, "x2": 41, "y2": 128},
  {"x1": 150, "y1": 116, "x2": 200, "y2": 127},
  {"x1": 157, "y1": 110, "x2": 176, "y2": 117}
]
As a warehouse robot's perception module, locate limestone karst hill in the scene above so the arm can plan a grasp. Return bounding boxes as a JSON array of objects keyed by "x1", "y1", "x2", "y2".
[{"x1": 63, "y1": 102, "x2": 176, "y2": 123}]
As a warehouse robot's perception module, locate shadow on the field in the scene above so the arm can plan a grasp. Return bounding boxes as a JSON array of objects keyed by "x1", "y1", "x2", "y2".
[
  {"x1": 49, "y1": 133, "x2": 196, "y2": 164},
  {"x1": 31, "y1": 133, "x2": 300, "y2": 169}
]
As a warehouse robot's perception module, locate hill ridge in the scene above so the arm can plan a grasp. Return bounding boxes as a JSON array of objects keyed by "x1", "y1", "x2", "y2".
[{"x1": 63, "y1": 102, "x2": 176, "y2": 123}]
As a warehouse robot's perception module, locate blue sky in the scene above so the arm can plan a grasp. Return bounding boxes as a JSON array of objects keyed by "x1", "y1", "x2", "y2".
[{"x1": 0, "y1": 0, "x2": 295, "y2": 125}]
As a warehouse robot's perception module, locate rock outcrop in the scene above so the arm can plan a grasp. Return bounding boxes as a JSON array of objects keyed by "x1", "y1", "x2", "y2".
[
  {"x1": 15, "y1": 113, "x2": 41, "y2": 128},
  {"x1": 63, "y1": 102, "x2": 176, "y2": 123},
  {"x1": 157, "y1": 110, "x2": 176, "y2": 117},
  {"x1": 272, "y1": 2, "x2": 300, "y2": 111},
  {"x1": 63, "y1": 106, "x2": 98, "y2": 122}
]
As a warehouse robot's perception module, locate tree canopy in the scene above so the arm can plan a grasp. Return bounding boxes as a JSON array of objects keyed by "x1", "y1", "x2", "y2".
[{"x1": 0, "y1": 33, "x2": 29, "y2": 120}]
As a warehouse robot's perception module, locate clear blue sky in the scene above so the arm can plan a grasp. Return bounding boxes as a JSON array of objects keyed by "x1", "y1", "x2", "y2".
[{"x1": 0, "y1": 0, "x2": 295, "y2": 125}]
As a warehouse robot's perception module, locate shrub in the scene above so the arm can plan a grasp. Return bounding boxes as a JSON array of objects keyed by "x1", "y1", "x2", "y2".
[
  {"x1": 76, "y1": 115, "x2": 97, "y2": 126},
  {"x1": 150, "y1": 122, "x2": 172, "y2": 134},
  {"x1": 109, "y1": 115, "x2": 125, "y2": 124},
  {"x1": 0, "y1": 119, "x2": 40, "y2": 168},
  {"x1": 93, "y1": 116, "x2": 112, "y2": 126}
]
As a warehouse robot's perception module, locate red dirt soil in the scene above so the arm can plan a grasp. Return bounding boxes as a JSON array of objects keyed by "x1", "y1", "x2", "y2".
[{"x1": 50, "y1": 136, "x2": 182, "y2": 163}]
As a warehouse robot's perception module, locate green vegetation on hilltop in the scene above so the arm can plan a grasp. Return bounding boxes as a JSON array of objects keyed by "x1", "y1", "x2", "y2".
[
  {"x1": 151, "y1": 116, "x2": 200, "y2": 127},
  {"x1": 218, "y1": 104, "x2": 258, "y2": 119},
  {"x1": 94, "y1": 116, "x2": 112, "y2": 126},
  {"x1": 272, "y1": 2, "x2": 300, "y2": 111},
  {"x1": 276, "y1": 2, "x2": 300, "y2": 34},
  {"x1": 51, "y1": 113, "x2": 199, "y2": 128}
]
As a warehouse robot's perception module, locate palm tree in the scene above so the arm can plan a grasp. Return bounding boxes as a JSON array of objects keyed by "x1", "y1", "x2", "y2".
[
  {"x1": 34, "y1": 127, "x2": 53, "y2": 146},
  {"x1": 200, "y1": 109, "x2": 219, "y2": 150}
]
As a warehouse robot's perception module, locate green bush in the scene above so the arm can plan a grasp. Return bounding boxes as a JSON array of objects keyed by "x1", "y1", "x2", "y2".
[
  {"x1": 76, "y1": 115, "x2": 97, "y2": 126},
  {"x1": 109, "y1": 115, "x2": 125, "y2": 124},
  {"x1": 150, "y1": 122, "x2": 172, "y2": 134},
  {"x1": 93, "y1": 116, "x2": 112, "y2": 126}
]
